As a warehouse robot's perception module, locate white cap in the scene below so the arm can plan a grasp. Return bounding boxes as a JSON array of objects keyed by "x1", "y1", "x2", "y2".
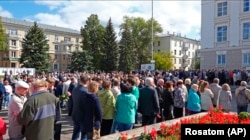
[{"x1": 15, "y1": 81, "x2": 30, "y2": 89}]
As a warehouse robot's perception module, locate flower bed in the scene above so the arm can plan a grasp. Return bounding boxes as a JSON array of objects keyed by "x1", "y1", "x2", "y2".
[{"x1": 119, "y1": 107, "x2": 250, "y2": 140}]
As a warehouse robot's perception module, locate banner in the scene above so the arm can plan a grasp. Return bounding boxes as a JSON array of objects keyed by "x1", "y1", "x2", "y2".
[
  {"x1": 0, "y1": 67, "x2": 36, "y2": 76},
  {"x1": 141, "y1": 64, "x2": 155, "y2": 71}
]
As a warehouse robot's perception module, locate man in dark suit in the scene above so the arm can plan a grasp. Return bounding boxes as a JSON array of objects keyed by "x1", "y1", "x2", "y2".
[
  {"x1": 0, "y1": 78, "x2": 6, "y2": 111},
  {"x1": 71, "y1": 75, "x2": 89, "y2": 140},
  {"x1": 138, "y1": 77, "x2": 160, "y2": 126}
]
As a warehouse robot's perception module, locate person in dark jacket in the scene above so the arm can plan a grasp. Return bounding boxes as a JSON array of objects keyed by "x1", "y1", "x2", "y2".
[
  {"x1": 67, "y1": 77, "x2": 77, "y2": 116},
  {"x1": 138, "y1": 77, "x2": 160, "y2": 126},
  {"x1": 0, "y1": 78, "x2": 6, "y2": 111},
  {"x1": 162, "y1": 81, "x2": 174, "y2": 120},
  {"x1": 71, "y1": 75, "x2": 91, "y2": 140}
]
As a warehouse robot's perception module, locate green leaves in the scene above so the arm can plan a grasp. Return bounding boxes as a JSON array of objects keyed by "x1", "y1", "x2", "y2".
[{"x1": 0, "y1": 17, "x2": 8, "y2": 52}]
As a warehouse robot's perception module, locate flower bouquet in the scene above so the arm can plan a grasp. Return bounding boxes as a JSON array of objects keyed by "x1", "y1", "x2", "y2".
[{"x1": 59, "y1": 92, "x2": 71, "y2": 102}]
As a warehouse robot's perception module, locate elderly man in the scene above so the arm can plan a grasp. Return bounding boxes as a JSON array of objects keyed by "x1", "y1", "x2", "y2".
[
  {"x1": 17, "y1": 79, "x2": 60, "y2": 140},
  {"x1": 209, "y1": 78, "x2": 222, "y2": 107},
  {"x1": 235, "y1": 81, "x2": 250, "y2": 114},
  {"x1": 8, "y1": 80, "x2": 29, "y2": 140},
  {"x1": 138, "y1": 77, "x2": 160, "y2": 126}
]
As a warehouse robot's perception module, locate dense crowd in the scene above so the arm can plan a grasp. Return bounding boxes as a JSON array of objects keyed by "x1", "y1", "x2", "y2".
[{"x1": 0, "y1": 68, "x2": 250, "y2": 140}]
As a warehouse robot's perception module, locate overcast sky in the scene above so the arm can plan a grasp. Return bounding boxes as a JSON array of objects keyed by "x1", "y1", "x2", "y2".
[{"x1": 0, "y1": 0, "x2": 201, "y2": 40}]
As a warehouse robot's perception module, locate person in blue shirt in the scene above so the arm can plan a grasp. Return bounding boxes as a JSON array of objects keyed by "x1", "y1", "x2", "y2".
[{"x1": 187, "y1": 84, "x2": 201, "y2": 114}]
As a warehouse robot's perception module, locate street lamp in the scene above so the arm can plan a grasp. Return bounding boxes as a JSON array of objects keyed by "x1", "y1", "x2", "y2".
[{"x1": 151, "y1": 0, "x2": 154, "y2": 63}]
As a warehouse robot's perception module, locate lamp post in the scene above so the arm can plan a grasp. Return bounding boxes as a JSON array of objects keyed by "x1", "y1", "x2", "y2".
[{"x1": 151, "y1": 0, "x2": 154, "y2": 62}]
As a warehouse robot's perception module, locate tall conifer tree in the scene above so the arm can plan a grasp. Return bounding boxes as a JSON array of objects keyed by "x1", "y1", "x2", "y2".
[
  {"x1": 20, "y1": 22, "x2": 50, "y2": 73},
  {"x1": 102, "y1": 18, "x2": 119, "y2": 72}
]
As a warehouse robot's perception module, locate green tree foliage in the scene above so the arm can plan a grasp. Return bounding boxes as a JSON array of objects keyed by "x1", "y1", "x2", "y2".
[
  {"x1": 20, "y1": 22, "x2": 50, "y2": 73},
  {"x1": 80, "y1": 14, "x2": 105, "y2": 70},
  {"x1": 70, "y1": 51, "x2": 93, "y2": 72},
  {"x1": 120, "y1": 16, "x2": 163, "y2": 68},
  {"x1": 0, "y1": 17, "x2": 8, "y2": 51},
  {"x1": 195, "y1": 58, "x2": 200, "y2": 69},
  {"x1": 102, "y1": 18, "x2": 119, "y2": 72},
  {"x1": 119, "y1": 23, "x2": 134, "y2": 73},
  {"x1": 153, "y1": 51, "x2": 174, "y2": 70}
]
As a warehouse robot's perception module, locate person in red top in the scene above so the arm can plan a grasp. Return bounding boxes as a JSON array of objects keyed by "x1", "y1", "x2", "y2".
[{"x1": 0, "y1": 117, "x2": 6, "y2": 140}]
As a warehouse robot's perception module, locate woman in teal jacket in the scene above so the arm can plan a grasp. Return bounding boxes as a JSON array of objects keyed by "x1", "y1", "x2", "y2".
[
  {"x1": 115, "y1": 84, "x2": 137, "y2": 132},
  {"x1": 187, "y1": 84, "x2": 201, "y2": 114}
]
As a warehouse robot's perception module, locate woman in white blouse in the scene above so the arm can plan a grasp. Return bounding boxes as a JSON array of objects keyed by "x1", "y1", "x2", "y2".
[
  {"x1": 199, "y1": 81, "x2": 214, "y2": 112},
  {"x1": 4, "y1": 80, "x2": 13, "y2": 109}
]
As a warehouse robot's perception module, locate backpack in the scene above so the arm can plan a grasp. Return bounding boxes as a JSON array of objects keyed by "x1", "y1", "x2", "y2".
[{"x1": 236, "y1": 88, "x2": 249, "y2": 107}]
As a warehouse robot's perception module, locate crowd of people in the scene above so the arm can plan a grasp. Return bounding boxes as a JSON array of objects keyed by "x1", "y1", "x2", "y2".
[{"x1": 0, "y1": 68, "x2": 250, "y2": 140}]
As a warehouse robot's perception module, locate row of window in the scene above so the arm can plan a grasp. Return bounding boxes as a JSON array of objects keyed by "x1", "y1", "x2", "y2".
[
  {"x1": 7, "y1": 29, "x2": 79, "y2": 42},
  {"x1": 217, "y1": 53, "x2": 250, "y2": 65},
  {"x1": 173, "y1": 50, "x2": 197, "y2": 57},
  {"x1": 217, "y1": 0, "x2": 250, "y2": 17},
  {"x1": 217, "y1": 22, "x2": 250, "y2": 42}
]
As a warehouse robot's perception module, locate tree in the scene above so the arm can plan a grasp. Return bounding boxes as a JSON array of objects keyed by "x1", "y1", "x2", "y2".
[
  {"x1": 120, "y1": 16, "x2": 163, "y2": 68},
  {"x1": 19, "y1": 22, "x2": 50, "y2": 73},
  {"x1": 70, "y1": 51, "x2": 93, "y2": 72},
  {"x1": 195, "y1": 58, "x2": 200, "y2": 70},
  {"x1": 102, "y1": 18, "x2": 119, "y2": 72},
  {"x1": 118, "y1": 23, "x2": 134, "y2": 73},
  {"x1": 153, "y1": 51, "x2": 174, "y2": 70},
  {"x1": 80, "y1": 14, "x2": 105, "y2": 70},
  {"x1": 0, "y1": 17, "x2": 8, "y2": 51}
]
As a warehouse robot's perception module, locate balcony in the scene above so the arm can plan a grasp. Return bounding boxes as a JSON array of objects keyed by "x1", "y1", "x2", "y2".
[
  {"x1": 61, "y1": 40, "x2": 73, "y2": 46},
  {"x1": 3, "y1": 57, "x2": 20, "y2": 61},
  {"x1": 9, "y1": 46, "x2": 19, "y2": 50},
  {"x1": 182, "y1": 54, "x2": 188, "y2": 59},
  {"x1": 7, "y1": 33, "x2": 22, "y2": 40}
]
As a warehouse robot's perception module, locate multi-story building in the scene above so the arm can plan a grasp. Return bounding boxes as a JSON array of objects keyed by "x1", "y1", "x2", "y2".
[
  {"x1": 0, "y1": 17, "x2": 81, "y2": 72},
  {"x1": 200, "y1": 0, "x2": 250, "y2": 70},
  {"x1": 153, "y1": 32, "x2": 200, "y2": 70}
]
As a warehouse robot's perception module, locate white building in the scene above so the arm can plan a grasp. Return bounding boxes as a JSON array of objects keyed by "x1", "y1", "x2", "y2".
[
  {"x1": 154, "y1": 32, "x2": 200, "y2": 70},
  {"x1": 200, "y1": 0, "x2": 250, "y2": 70}
]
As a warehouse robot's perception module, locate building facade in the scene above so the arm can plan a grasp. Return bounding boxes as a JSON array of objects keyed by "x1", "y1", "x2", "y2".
[
  {"x1": 153, "y1": 33, "x2": 200, "y2": 70},
  {"x1": 200, "y1": 0, "x2": 250, "y2": 70},
  {"x1": 0, "y1": 17, "x2": 81, "y2": 72}
]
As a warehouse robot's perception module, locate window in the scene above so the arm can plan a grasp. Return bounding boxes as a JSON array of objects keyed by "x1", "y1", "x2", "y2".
[
  {"x1": 76, "y1": 47, "x2": 79, "y2": 51},
  {"x1": 179, "y1": 50, "x2": 181, "y2": 55},
  {"x1": 158, "y1": 41, "x2": 160, "y2": 46},
  {"x1": 243, "y1": 53, "x2": 250, "y2": 65},
  {"x1": 179, "y1": 59, "x2": 181, "y2": 64},
  {"x1": 55, "y1": 35, "x2": 58, "y2": 41},
  {"x1": 63, "y1": 55, "x2": 66, "y2": 60},
  {"x1": 244, "y1": 0, "x2": 250, "y2": 12},
  {"x1": 54, "y1": 64, "x2": 58, "y2": 70},
  {"x1": 64, "y1": 37, "x2": 71, "y2": 41},
  {"x1": 217, "y1": 54, "x2": 226, "y2": 65},
  {"x1": 55, "y1": 45, "x2": 59, "y2": 51},
  {"x1": 188, "y1": 51, "x2": 190, "y2": 57},
  {"x1": 11, "y1": 51, "x2": 16, "y2": 58},
  {"x1": 243, "y1": 22, "x2": 250, "y2": 40},
  {"x1": 76, "y1": 38, "x2": 79, "y2": 43},
  {"x1": 217, "y1": 26, "x2": 227, "y2": 42},
  {"x1": 11, "y1": 40, "x2": 16, "y2": 46},
  {"x1": 45, "y1": 34, "x2": 50, "y2": 40},
  {"x1": 55, "y1": 54, "x2": 58, "y2": 60},
  {"x1": 11, "y1": 63, "x2": 16, "y2": 68},
  {"x1": 9, "y1": 29, "x2": 17, "y2": 35},
  {"x1": 217, "y1": 2, "x2": 227, "y2": 17},
  {"x1": 174, "y1": 50, "x2": 176, "y2": 55},
  {"x1": 174, "y1": 58, "x2": 176, "y2": 64}
]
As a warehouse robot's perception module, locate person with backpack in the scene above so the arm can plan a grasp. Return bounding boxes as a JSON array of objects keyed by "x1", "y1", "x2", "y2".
[{"x1": 235, "y1": 81, "x2": 250, "y2": 114}]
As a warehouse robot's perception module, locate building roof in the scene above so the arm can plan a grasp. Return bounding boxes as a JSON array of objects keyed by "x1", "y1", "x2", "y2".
[{"x1": 1, "y1": 16, "x2": 80, "y2": 34}]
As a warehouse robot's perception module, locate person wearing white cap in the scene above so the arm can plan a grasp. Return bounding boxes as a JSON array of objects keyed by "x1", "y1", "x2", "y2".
[{"x1": 8, "y1": 80, "x2": 29, "y2": 140}]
